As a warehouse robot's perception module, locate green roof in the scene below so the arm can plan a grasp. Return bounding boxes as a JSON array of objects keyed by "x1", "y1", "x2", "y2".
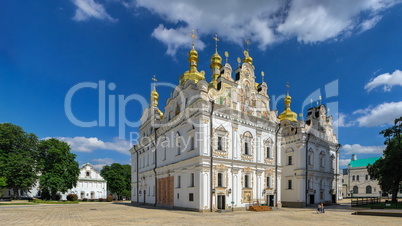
[{"x1": 349, "y1": 157, "x2": 381, "y2": 168}]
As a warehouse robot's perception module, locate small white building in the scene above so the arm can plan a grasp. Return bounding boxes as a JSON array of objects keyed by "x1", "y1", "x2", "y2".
[
  {"x1": 3, "y1": 163, "x2": 107, "y2": 200},
  {"x1": 64, "y1": 163, "x2": 107, "y2": 200}
]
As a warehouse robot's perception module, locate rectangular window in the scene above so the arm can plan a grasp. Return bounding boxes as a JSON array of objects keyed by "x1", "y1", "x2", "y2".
[
  {"x1": 190, "y1": 173, "x2": 195, "y2": 187},
  {"x1": 288, "y1": 156, "x2": 293, "y2": 165},
  {"x1": 245, "y1": 142, "x2": 249, "y2": 155},
  {"x1": 177, "y1": 140, "x2": 181, "y2": 155},
  {"x1": 163, "y1": 146, "x2": 167, "y2": 161},
  {"x1": 177, "y1": 176, "x2": 181, "y2": 188},
  {"x1": 189, "y1": 193, "x2": 194, "y2": 202},
  {"x1": 217, "y1": 136, "x2": 223, "y2": 151},
  {"x1": 190, "y1": 137, "x2": 195, "y2": 150},
  {"x1": 245, "y1": 175, "x2": 250, "y2": 188},
  {"x1": 218, "y1": 173, "x2": 223, "y2": 187},
  {"x1": 267, "y1": 176, "x2": 270, "y2": 188},
  {"x1": 266, "y1": 147, "x2": 270, "y2": 158},
  {"x1": 288, "y1": 180, "x2": 292, "y2": 189}
]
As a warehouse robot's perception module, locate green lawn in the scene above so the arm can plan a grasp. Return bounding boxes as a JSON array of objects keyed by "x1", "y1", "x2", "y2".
[
  {"x1": 31, "y1": 200, "x2": 79, "y2": 204},
  {"x1": 0, "y1": 203, "x2": 38, "y2": 206}
]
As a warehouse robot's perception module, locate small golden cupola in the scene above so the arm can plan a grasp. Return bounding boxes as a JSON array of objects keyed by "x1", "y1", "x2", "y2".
[
  {"x1": 179, "y1": 31, "x2": 205, "y2": 85},
  {"x1": 150, "y1": 87, "x2": 164, "y2": 118},
  {"x1": 243, "y1": 50, "x2": 253, "y2": 65},
  {"x1": 150, "y1": 87, "x2": 159, "y2": 107},
  {"x1": 209, "y1": 34, "x2": 222, "y2": 89},
  {"x1": 278, "y1": 92, "x2": 298, "y2": 122}
]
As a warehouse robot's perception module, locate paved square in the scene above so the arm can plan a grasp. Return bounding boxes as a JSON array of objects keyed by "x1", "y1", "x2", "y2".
[{"x1": 1, "y1": 201, "x2": 402, "y2": 225}]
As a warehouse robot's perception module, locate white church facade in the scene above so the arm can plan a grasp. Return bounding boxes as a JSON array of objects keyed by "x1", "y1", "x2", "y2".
[
  {"x1": 2, "y1": 163, "x2": 107, "y2": 200},
  {"x1": 130, "y1": 41, "x2": 340, "y2": 211}
]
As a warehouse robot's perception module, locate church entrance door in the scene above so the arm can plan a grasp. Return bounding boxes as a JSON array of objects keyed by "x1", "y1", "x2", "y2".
[
  {"x1": 309, "y1": 195, "x2": 315, "y2": 204},
  {"x1": 217, "y1": 195, "x2": 225, "y2": 210},
  {"x1": 267, "y1": 195, "x2": 274, "y2": 206}
]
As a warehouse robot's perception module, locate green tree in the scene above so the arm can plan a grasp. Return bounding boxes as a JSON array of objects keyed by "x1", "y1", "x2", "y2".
[
  {"x1": 38, "y1": 138, "x2": 80, "y2": 200},
  {"x1": 0, "y1": 176, "x2": 7, "y2": 196},
  {"x1": 0, "y1": 123, "x2": 39, "y2": 199},
  {"x1": 100, "y1": 163, "x2": 131, "y2": 200},
  {"x1": 368, "y1": 116, "x2": 402, "y2": 202}
]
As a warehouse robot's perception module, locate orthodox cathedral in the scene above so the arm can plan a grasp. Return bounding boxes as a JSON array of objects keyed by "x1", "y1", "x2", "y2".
[{"x1": 130, "y1": 39, "x2": 340, "y2": 211}]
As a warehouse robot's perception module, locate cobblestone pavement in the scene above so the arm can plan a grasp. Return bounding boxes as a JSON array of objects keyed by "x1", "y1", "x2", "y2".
[{"x1": 1, "y1": 201, "x2": 402, "y2": 226}]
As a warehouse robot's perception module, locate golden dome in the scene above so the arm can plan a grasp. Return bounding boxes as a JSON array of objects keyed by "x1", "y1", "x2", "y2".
[
  {"x1": 210, "y1": 52, "x2": 222, "y2": 68},
  {"x1": 279, "y1": 93, "x2": 298, "y2": 122},
  {"x1": 179, "y1": 45, "x2": 205, "y2": 85}
]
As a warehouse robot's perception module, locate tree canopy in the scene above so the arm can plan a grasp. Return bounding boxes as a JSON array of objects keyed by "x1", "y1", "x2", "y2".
[
  {"x1": 0, "y1": 123, "x2": 39, "y2": 199},
  {"x1": 100, "y1": 163, "x2": 131, "y2": 200},
  {"x1": 38, "y1": 138, "x2": 80, "y2": 200},
  {"x1": 368, "y1": 116, "x2": 402, "y2": 202}
]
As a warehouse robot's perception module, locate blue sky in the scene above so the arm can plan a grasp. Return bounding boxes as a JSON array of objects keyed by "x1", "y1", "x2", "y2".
[{"x1": 1, "y1": 0, "x2": 402, "y2": 170}]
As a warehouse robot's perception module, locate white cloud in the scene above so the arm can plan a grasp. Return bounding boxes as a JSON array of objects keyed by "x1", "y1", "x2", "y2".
[
  {"x1": 339, "y1": 159, "x2": 351, "y2": 167},
  {"x1": 45, "y1": 136, "x2": 130, "y2": 155},
  {"x1": 128, "y1": 0, "x2": 400, "y2": 55},
  {"x1": 333, "y1": 113, "x2": 355, "y2": 127},
  {"x1": 365, "y1": 70, "x2": 402, "y2": 92},
  {"x1": 72, "y1": 0, "x2": 117, "y2": 22},
  {"x1": 341, "y1": 144, "x2": 385, "y2": 154},
  {"x1": 354, "y1": 101, "x2": 402, "y2": 127},
  {"x1": 359, "y1": 15, "x2": 382, "y2": 32},
  {"x1": 90, "y1": 158, "x2": 116, "y2": 170}
]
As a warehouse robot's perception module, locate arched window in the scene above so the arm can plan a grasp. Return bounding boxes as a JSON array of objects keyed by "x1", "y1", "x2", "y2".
[
  {"x1": 365, "y1": 175, "x2": 368, "y2": 180},
  {"x1": 319, "y1": 151, "x2": 325, "y2": 167},
  {"x1": 308, "y1": 148, "x2": 314, "y2": 166},
  {"x1": 176, "y1": 132, "x2": 181, "y2": 155},
  {"x1": 242, "y1": 131, "x2": 253, "y2": 155},
  {"x1": 366, "y1": 185, "x2": 372, "y2": 194},
  {"x1": 352, "y1": 175, "x2": 355, "y2": 181},
  {"x1": 264, "y1": 138, "x2": 273, "y2": 159},
  {"x1": 86, "y1": 171, "x2": 90, "y2": 177},
  {"x1": 356, "y1": 175, "x2": 360, "y2": 181},
  {"x1": 353, "y1": 186, "x2": 358, "y2": 194}
]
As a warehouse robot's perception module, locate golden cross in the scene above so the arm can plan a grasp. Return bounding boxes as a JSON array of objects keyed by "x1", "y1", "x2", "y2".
[
  {"x1": 213, "y1": 33, "x2": 219, "y2": 53},
  {"x1": 245, "y1": 38, "x2": 251, "y2": 51},
  {"x1": 152, "y1": 75, "x2": 157, "y2": 89},
  {"x1": 190, "y1": 30, "x2": 197, "y2": 47}
]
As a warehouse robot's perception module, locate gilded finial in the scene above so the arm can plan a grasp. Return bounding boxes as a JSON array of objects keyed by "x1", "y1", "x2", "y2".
[
  {"x1": 261, "y1": 71, "x2": 265, "y2": 83},
  {"x1": 224, "y1": 51, "x2": 229, "y2": 63},
  {"x1": 237, "y1": 57, "x2": 241, "y2": 67}
]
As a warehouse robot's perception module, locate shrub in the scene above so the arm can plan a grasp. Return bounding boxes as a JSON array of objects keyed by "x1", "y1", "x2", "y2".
[
  {"x1": 54, "y1": 194, "x2": 61, "y2": 201},
  {"x1": 99, "y1": 198, "x2": 104, "y2": 202},
  {"x1": 89, "y1": 199, "x2": 95, "y2": 202},
  {"x1": 67, "y1": 194, "x2": 78, "y2": 201},
  {"x1": 106, "y1": 195, "x2": 113, "y2": 202},
  {"x1": 82, "y1": 198, "x2": 88, "y2": 202}
]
